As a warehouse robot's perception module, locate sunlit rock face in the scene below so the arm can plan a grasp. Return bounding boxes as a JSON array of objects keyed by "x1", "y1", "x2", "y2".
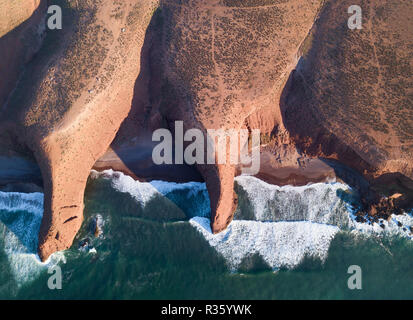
[
  {"x1": 283, "y1": 0, "x2": 413, "y2": 179},
  {"x1": 281, "y1": 0, "x2": 413, "y2": 213},
  {"x1": 0, "y1": 0, "x2": 46, "y2": 109},
  {"x1": 1, "y1": 0, "x2": 160, "y2": 261},
  {"x1": 150, "y1": 0, "x2": 321, "y2": 232},
  {"x1": 0, "y1": 0, "x2": 411, "y2": 262}
]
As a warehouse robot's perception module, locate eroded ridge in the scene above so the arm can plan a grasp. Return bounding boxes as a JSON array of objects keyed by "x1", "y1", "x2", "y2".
[
  {"x1": 2, "y1": 0, "x2": 159, "y2": 261},
  {"x1": 154, "y1": 0, "x2": 322, "y2": 232}
]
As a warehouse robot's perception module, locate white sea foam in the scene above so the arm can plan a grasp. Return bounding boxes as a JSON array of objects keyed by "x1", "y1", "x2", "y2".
[
  {"x1": 348, "y1": 211, "x2": 413, "y2": 239},
  {"x1": 235, "y1": 175, "x2": 353, "y2": 226},
  {"x1": 190, "y1": 217, "x2": 339, "y2": 271},
  {"x1": 235, "y1": 175, "x2": 413, "y2": 238},
  {"x1": 1, "y1": 171, "x2": 412, "y2": 284},
  {"x1": 91, "y1": 169, "x2": 207, "y2": 203},
  {"x1": 93, "y1": 172, "x2": 348, "y2": 270},
  {"x1": 91, "y1": 169, "x2": 210, "y2": 217},
  {"x1": 91, "y1": 171, "x2": 413, "y2": 271},
  {"x1": 0, "y1": 191, "x2": 43, "y2": 216},
  {"x1": 0, "y1": 191, "x2": 64, "y2": 287}
]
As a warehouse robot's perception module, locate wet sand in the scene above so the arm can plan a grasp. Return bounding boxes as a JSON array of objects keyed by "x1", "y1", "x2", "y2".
[{"x1": 94, "y1": 146, "x2": 337, "y2": 186}]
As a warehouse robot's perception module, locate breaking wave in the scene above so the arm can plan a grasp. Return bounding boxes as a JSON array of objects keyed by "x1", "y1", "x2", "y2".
[
  {"x1": 92, "y1": 171, "x2": 413, "y2": 271},
  {"x1": 1, "y1": 170, "x2": 412, "y2": 286},
  {"x1": 234, "y1": 175, "x2": 353, "y2": 226},
  {"x1": 190, "y1": 217, "x2": 339, "y2": 271},
  {"x1": 235, "y1": 175, "x2": 413, "y2": 238},
  {"x1": 90, "y1": 169, "x2": 210, "y2": 218},
  {"x1": 0, "y1": 191, "x2": 64, "y2": 287}
]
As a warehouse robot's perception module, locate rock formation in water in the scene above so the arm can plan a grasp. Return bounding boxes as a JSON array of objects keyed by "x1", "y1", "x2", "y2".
[
  {"x1": 0, "y1": 0, "x2": 411, "y2": 261},
  {"x1": 0, "y1": 0, "x2": 46, "y2": 109},
  {"x1": 0, "y1": 0, "x2": 160, "y2": 261},
  {"x1": 281, "y1": 0, "x2": 413, "y2": 215},
  {"x1": 128, "y1": 0, "x2": 322, "y2": 233}
]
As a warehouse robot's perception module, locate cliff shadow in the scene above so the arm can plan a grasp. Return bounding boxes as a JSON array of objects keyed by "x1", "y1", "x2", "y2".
[
  {"x1": 101, "y1": 8, "x2": 206, "y2": 220},
  {"x1": 0, "y1": 0, "x2": 47, "y2": 111},
  {"x1": 0, "y1": 1, "x2": 49, "y2": 190},
  {"x1": 279, "y1": 61, "x2": 413, "y2": 214},
  {"x1": 278, "y1": 0, "x2": 413, "y2": 213},
  {"x1": 108, "y1": 7, "x2": 203, "y2": 184}
]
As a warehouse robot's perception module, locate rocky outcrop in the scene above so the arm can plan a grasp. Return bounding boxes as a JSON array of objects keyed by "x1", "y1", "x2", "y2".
[
  {"x1": 1, "y1": 0, "x2": 159, "y2": 261},
  {"x1": 280, "y1": 0, "x2": 413, "y2": 214},
  {"x1": 0, "y1": 0, "x2": 46, "y2": 109},
  {"x1": 111, "y1": 0, "x2": 322, "y2": 233},
  {"x1": 0, "y1": 0, "x2": 411, "y2": 261}
]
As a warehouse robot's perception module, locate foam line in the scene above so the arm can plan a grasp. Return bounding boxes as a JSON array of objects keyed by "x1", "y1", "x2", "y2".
[{"x1": 190, "y1": 217, "x2": 339, "y2": 271}]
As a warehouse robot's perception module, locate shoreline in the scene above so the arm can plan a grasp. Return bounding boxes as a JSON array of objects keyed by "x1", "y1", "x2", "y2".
[
  {"x1": 0, "y1": 149, "x2": 341, "y2": 189},
  {"x1": 93, "y1": 146, "x2": 338, "y2": 187}
]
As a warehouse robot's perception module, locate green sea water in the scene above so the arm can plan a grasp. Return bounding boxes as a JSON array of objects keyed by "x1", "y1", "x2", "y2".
[{"x1": 0, "y1": 174, "x2": 412, "y2": 300}]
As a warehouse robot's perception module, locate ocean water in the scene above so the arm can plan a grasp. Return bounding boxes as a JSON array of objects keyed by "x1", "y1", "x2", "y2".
[{"x1": 0, "y1": 170, "x2": 412, "y2": 299}]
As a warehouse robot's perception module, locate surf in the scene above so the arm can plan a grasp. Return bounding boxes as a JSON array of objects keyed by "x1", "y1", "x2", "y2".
[
  {"x1": 0, "y1": 191, "x2": 64, "y2": 287},
  {"x1": 1, "y1": 170, "x2": 412, "y2": 288}
]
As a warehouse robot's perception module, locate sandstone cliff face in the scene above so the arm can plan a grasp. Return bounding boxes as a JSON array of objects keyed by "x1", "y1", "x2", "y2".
[
  {"x1": 0, "y1": 0, "x2": 40, "y2": 36},
  {"x1": 281, "y1": 0, "x2": 413, "y2": 211},
  {"x1": 1, "y1": 0, "x2": 159, "y2": 261},
  {"x1": 0, "y1": 0, "x2": 46, "y2": 109},
  {"x1": 0, "y1": 0, "x2": 411, "y2": 260},
  {"x1": 131, "y1": 0, "x2": 322, "y2": 232}
]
